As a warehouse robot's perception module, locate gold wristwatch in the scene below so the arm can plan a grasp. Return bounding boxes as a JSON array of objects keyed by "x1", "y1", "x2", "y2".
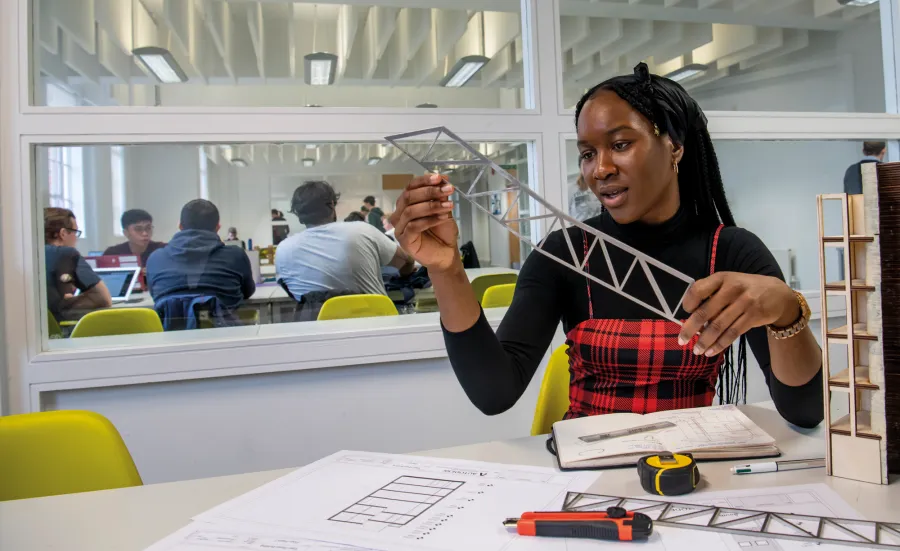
[{"x1": 767, "y1": 291, "x2": 811, "y2": 339}]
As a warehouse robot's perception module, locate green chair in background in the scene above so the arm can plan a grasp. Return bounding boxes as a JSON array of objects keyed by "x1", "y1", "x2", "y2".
[
  {"x1": 470, "y1": 273, "x2": 518, "y2": 304},
  {"x1": 70, "y1": 308, "x2": 163, "y2": 338}
]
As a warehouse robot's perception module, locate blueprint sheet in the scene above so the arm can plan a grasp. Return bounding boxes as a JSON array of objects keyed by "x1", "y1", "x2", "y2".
[{"x1": 145, "y1": 450, "x2": 599, "y2": 551}]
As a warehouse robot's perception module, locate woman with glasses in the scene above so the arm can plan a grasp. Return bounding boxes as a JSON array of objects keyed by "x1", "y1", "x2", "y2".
[{"x1": 45, "y1": 207, "x2": 112, "y2": 321}]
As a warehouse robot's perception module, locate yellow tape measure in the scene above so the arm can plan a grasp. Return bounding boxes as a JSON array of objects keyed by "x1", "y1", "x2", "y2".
[{"x1": 637, "y1": 453, "x2": 699, "y2": 496}]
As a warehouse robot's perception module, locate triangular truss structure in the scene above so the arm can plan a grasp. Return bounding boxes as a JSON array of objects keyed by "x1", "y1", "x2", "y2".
[
  {"x1": 564, "y1": 492, "x2": 900, "y2": 549},
  {"x1": 384, "y1": 126, "x2": 695, "y2": 325}
]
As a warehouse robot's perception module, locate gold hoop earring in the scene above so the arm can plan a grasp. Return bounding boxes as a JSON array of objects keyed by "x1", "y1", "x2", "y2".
[{"x1": 673, "y1": 158, "x2": 679, "y2": 175}]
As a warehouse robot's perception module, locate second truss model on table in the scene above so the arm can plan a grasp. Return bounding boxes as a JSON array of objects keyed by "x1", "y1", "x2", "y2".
[{"x1": 384, "y1": 126, "x2": 695, "y2": 325}]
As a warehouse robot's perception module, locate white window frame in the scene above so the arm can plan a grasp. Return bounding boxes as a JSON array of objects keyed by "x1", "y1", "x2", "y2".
[
  {"x1": 110, "y1": 145, "x2": 125, "y2": 236},
  {"x1": 4, "y1": 0, "x2": 900, "y2": 413}
]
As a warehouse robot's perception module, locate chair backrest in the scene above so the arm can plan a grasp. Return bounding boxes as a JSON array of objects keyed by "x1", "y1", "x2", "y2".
[
  {"x1": 530, "y1": 344, "x2": 572, "y2": 436},
  {"x1": 47, "y1": 309, "x2": 62, "y2": 339},
  {"x1": 317, "y1": 294, "x2": 399, "y2": 320},
  {"x1": 470, "y1": 273, "x2": 518, "y2": 304},
  {"x1": 70, "y1": 308, "x2": 163, "y2": 338},
  {"x1": 0, "y1": 410, "x2": 142, "y2": 501},
  {"x1": 481, "y1": 283, "x2": 516, "y2": 308}
]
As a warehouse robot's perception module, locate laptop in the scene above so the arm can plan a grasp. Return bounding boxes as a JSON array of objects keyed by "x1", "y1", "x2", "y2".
[{"x1": 75, "y1": 267, "x2": 142, "y2": 303}]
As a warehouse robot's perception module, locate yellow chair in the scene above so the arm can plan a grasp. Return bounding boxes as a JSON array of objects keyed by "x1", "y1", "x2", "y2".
[
  {"x1": 530, "y1": 344, "x2": 573, "y2": 436},
  {"x1": 70, "y1": 308, "x2": 163, "y2": 338},
  {"x1": 471, "y1": 273, "x2": 518, "y2": 304},
  {"x1": 47, "y1": 310, "x2": 62, "y2": 339},
  {"x1": 481, "y1": 283, "x2": 516, "y2": 308},
  {"x1": 0, "y1": 410, "x2": 142, "y2": 501},
  {"x1": 317, "y1": 294, "x2": 399, "y2": 320}
]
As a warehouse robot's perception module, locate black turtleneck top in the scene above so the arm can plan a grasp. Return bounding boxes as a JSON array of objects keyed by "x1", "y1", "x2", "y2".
[{"x1": 442, "y1": 207, "x2": 824, "y2": 429}]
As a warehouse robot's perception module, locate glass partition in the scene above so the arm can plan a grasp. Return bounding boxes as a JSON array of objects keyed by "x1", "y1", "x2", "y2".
[
  {"x1": 31, "y1": 0, "x2": 529, "y2": 109},
  {"x1": 37, "y1": 140, "x2": 534, "y2": 347},
  {"x1": 558, "y1": 0, "x2": 886, "y2": 113}
]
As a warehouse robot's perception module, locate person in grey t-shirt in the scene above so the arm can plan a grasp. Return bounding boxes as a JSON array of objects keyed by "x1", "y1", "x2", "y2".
[{"x1": 275, "y1": 181, "x2": 416, "y2": 299}]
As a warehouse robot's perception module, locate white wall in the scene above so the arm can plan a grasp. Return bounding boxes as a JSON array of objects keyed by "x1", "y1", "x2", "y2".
[
  {"x1": 123, "y1": 145, "x2": 203, "y2": 245},
  {"x1": 42, "y1": 336, "x2": 560, "y2": 484}
]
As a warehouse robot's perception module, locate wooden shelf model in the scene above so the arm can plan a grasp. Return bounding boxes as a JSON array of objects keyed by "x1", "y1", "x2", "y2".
[{"x1": 817, "y1": 183, "x2": 888, "y2": 485}]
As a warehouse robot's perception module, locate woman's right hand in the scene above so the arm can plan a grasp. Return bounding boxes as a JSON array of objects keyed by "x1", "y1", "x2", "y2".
[{"x1": 389, "y1": 173, "x2": 459, "y2": 273}]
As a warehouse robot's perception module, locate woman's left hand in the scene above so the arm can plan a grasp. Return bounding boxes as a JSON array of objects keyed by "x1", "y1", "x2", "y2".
[{"x1": 677, "y1": 272, "x2": 800, "y2": 356}]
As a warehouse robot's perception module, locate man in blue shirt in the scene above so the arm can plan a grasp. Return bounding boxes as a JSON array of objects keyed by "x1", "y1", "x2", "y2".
[{"x1": 146, "y1": 199, "x2": 255, "y2": 312}]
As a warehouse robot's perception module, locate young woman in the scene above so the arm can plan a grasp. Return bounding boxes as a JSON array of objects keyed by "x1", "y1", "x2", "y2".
[{"x1": 388, "y1": 63, "x2": 824, "y2": 429}]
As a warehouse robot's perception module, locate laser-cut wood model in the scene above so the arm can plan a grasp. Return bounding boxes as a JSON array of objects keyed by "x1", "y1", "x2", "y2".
[{"x1": 817, "y1": 161, "x2": 899, "y2": 485}]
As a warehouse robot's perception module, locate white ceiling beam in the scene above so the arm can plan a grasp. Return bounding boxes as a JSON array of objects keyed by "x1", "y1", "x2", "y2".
[
  {"x1": 46, "y1": 0, "x2": 97, "y2": 55},
  {"x1": 559, "y1": 0, "x2": 852, "y2": 31},
  {"x1": 202, "y1": 0, "x2": 235, "y2": 80},
  {"x1": 648, "y1": 22, "x2": 713, "y2": 67},
  {"x1": 227, "y1": 0, "x2": 520, "y2": 11},
  {"x1": 716, "y1": 27, "x2": 782, "y2": 69},
  {"x1": 565, "y1": 52, "x2": 594, "y2": 85},
  {"x1": 387, "y1": 8, "x2": 431, "y2": 81},
  {"x1": 38, "y1": 43, "x2": 77, "y2": 83},
  {"x1": 600, "y1": 19, "x2": 652, "y2": 65},
  {"x1": 405, "y1": 17, "x2": 438, "y2": 85},
  {"x1": 740, "y1": 28, "x2": 808, "y2": 70},
  {"x1": 362, "y1": 6, "x2": 400, "y2": 80},
  {"x1": 62, "y1": 33, "x2": 108, "y2": 84},
  {"x1": 95, "y1": 0, "x2": 133, "y2": 52},
  {"x1": 484, "y1": 11, "x2": 519, "y2": 59},
  {"x1": 132, "y1": 0, "x2": 162, "y2": 50},
  {"x1": 693, "y1": 24, "x2": 757, "y2": 67},
  {"x1": 433, "y1": 10, "x2": 469, "y2": 65},
  {"x1": 481, "y1": 43, "x2": 513, "y2": 87},
  {"x1": 96, "y1": 29, "x2": 133, "y2": 82},
  {"x1": 625, "y1": 21, "x2": 688, "y2": 67},
  {"x1": 36, "y1": 0, "x2": 61, "y2": 55},
  {"x1": 571, "y1": 18, "x2": 622, "y2": 66},
  {"x1": 164, "y1": 0, "x2": 193, "y2": 57},
  {"x1": 247, "y1": 3, "x2": 266, "y2": 78},
  {"x1": 261, "y1": 3, "x2": 292, "y2": 79},
  {"x1": 560, "y1": 16, "x2": 589, "y2": 54},
  {"x1": 336, "y1": 5, "x2": 362, "y2": 79},
  {"x1": 229, "y1": 10, "x2": 258, "y2": 79}
]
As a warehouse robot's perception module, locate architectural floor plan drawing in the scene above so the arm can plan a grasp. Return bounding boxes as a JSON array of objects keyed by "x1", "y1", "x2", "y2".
[
  {"x1": 184, "y1": 450, "x2": 599, "y2": 551},
  {"x1": 328, "y1": 476, "x2": 464, "y2": 529}
]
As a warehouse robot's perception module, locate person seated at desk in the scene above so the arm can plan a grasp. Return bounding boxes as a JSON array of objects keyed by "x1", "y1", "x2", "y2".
[
  {"x1": 103, "y1": 209, "x2": 166, "y2": 266},
  {"x1": 146, "y1": 199, "x2": 255, "y2": 324},
  {"x1": 44, "y1": 207, "x2": 112, "y2": 320},
  {"x1": 275, "y1": 181, "x2": 415, "y2": 300},
  {"x1": 388, "y1": 62, "x2": 824, "y2": 429}
]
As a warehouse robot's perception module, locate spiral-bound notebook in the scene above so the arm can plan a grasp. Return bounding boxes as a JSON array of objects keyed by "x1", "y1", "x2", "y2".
[{"x1": 550, "y1": 404, "x2": 780, "y2": 470}]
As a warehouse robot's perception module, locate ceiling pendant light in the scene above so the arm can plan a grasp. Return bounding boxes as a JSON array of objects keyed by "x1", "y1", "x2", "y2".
[
  {"x1": 440, "y1": 55, "x2": 490, "y2": 88},
  {"x1": 302, "y1": 158, "x2": 316, "y2": 167},
  {"x1": 665, "y1": 64, "x2": 709, "y2": 83},
  {"x1": 367, "y1": 157, "x2": 382, "y2": 166},
  {"x1": 132, "y1": 46, "x2": 188, "y2": 83},
  {"x1": 303, "y1": 5, "x2": 337, "y2": 86},
  {"x1": 837, "y1": 0, "x2": 878, "y2": 5}
]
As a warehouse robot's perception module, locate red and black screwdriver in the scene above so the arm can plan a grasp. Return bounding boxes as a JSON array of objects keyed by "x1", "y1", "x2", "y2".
[{"x1": 503, "y1": 506, "x2": 654, "y2": 541}]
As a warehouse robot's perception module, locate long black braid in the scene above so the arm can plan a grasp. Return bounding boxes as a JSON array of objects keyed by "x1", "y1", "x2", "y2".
[{"x1": 574, "y1": 62, "x2": 747, "y2": 406}]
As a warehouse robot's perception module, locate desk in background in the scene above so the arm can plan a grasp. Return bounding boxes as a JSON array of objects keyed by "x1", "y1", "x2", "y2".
[{"x1": 1, "y1": 401, "x2": 898, "y2": 550}]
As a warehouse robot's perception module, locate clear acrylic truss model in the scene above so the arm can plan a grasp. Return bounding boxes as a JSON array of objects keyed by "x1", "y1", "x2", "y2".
[{"x1": 384, "y1": 127, "x2": 695, "y2": 325}]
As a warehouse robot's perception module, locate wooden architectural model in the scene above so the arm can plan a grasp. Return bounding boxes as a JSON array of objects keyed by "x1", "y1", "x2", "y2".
[{"x1": 817, "y1": 161, "x2": 899, "y2": 485}]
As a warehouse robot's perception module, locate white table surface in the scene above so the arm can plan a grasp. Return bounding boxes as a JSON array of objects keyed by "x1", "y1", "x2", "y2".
[{"x1": 2, "y1": 401, "x2": 898, "y2": 550}]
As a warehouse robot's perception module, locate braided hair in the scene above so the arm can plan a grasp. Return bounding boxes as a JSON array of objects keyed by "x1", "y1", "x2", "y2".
[{"x1": 575, "y1": 62, "x2": 747, "y2": 405}]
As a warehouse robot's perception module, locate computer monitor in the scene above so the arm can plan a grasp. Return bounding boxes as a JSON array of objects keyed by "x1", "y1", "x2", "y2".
[{"x1": 75, "y1": 267, "x2": 141, "y2": 303}]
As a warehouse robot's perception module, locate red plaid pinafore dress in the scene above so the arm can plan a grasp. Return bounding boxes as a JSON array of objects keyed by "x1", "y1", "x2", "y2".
[{"x1": 562, "y1": 224, "x2": 726, "y2": 419}]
